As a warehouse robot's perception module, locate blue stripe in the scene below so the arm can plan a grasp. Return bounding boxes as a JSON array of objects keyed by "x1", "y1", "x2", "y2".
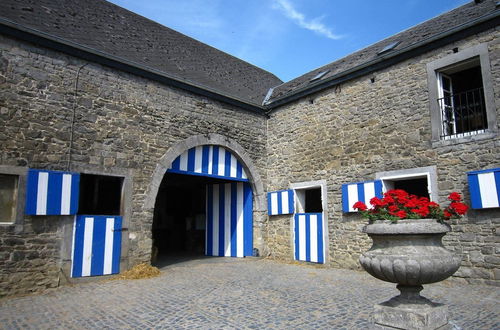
[
  {"x1": 243, "y1": 183, "x2": 253, "y2": 256},
  {"x1": 206, "y1": 185, "x2": 213, "y2": 256},
  {"x1": 71, "y1": 217, "x2": 85, "y2": 277},
  {"x1": 112, "y1": 217, "x2": 122, "y2": 274},
  {"x1": 90, "y1": 216, "x2": 106, "y2": 276},
  {"x1": 288, "y1": 190, "x2": 295, "y2": 213},
  {"x1": 357, "y1": 183, "x2": 365, "y2": 204},
  {"x1": 212, "y1": 146, "x2": 219, "y2": 176},
  {"x1": 495, "y1": 171, "x2": 500, "y2": 206},
  {"x1": 70, "y1": 174, "x2": 80, "y2": 214},
  {"x1": 267, "y1": 192, "x2": 272, "y2": 215},
  {"x1": 236, "y1": 161, "x2": 243, "y2": 179},
  {"x1": 468, "y1": 174, "x2": 482, "y2": 209},
  {"x1": 277, "y1": 191, "x2": 283, "y2": 215},
  {"x1": 230, "y1": 183, "x2": 237, "y2": 257},
  {"x1": 46, "y1": 172, "x2": 62, "y2": 215},
  {"x1": 341, "y1": 184, "x2": 349, "y2": 213},
  {"x1": 202, "y1": 145, "x2": 210, "y2": 175},
  {"x1": 316, "y1": 214, "x2": 324, "y2": 263},
  {"x1": 294, "y1": 215, "x2": 300, "y2": 261},
  {"x1": 187, "y1": 148, "x2": 196, "y2": 172},
  {"x1": 374, "y1": 180, "x2": 383, "y2": 198},
  {"x1": 166, "y1": 169, "x2": 249, "y2": 182},
  {"x1": 171, "y1": 156, "x2": 180, "y2": 171},
  {"x1": 218, "y1": 183, "x2": 225, "y2": 256},
  {"x1": 224, "y1": 151, "x2": 231, "y2": 177},
  {"x1": 25, "y1": 170, "x2": 40, "y2": 215},
  {"x1": 305, "y1": 215, "x2": 311, "y2": 262},
  {"x1": 467, "y1": 167, "x2": 500, "y2": 175}
]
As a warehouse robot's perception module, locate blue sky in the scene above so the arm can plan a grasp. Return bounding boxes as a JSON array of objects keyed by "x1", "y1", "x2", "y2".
[{"x1": 107, "y1": 0, "x2": 470, "y2": 82}]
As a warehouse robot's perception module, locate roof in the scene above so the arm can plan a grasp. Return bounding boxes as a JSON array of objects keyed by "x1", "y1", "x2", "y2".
[
  {"x1": 0, "y1": 0, "x2": 282, "y2": 106},
  {"x1": 265, "y1": 0, "x2": 500, "y2": 106}
]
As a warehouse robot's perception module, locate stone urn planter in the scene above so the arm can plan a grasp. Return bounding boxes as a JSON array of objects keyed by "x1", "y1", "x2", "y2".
[{"x1": 359, "y1": 219, "x2": 462, "y2": 330}]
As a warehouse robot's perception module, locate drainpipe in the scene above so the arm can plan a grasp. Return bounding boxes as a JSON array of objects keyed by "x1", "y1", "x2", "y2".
[{"x1": 67, "y1": 63, "x2": 88, "y2": 172}]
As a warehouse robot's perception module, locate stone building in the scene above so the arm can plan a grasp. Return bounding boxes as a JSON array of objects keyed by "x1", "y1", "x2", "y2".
[{"x1": 0, "y1": 0, "x2": 498, "y2": 297}]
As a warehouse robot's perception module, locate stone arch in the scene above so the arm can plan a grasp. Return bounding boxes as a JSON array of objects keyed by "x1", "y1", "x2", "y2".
[{"x1": 144, "y1": 134, "x2": 265, "y2": 212}]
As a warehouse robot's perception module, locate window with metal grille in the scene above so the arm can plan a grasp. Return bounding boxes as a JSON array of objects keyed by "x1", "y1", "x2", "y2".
[{"x1": 437, "y1": 57, "x2": 487, "y2": 139}]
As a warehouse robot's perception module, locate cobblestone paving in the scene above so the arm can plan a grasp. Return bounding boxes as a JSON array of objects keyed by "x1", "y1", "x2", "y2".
[{"x1": 0, "y1": 257, "x2": 499, "y2": 329}]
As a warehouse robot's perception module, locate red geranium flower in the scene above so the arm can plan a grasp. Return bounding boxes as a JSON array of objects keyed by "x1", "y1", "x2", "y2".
[
  {"x1": 353, "y1": 201, "x2": 367, "y2": 211},
  {"x1": 448, "y1": 192, "x2": 462, "y2": 202},
  {"x1": 395, "y1": 210, "x2": 407, "y2": 219},
  {"x1": 450, "y1": 202, "x2": 468, "y2": 215}
]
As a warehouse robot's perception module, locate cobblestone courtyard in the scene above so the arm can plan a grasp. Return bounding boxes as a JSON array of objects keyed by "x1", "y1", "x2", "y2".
[{"x1": 0, "y1": 257, "x2": 498, "y2": 329}]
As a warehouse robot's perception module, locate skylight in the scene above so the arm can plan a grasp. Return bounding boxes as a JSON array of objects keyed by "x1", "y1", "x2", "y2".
[
  {"x1": 377, "y1": 41, "x2": 401, "y2": 55},
  {"x1": 310, "y1": 70, "x2": 330, "y2": 82}
]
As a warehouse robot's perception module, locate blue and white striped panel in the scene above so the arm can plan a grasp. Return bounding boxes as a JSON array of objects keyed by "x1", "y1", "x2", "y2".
[
  {"x1": 468, "y1": 168, "x2": 500, "y2": 209},
  {"x1": 168, "y1": 145, "x2": 248, "y2": 181},
  {"x1": 25, "y1": 169, "x2": 80, "y2": 215},
  {"x1": 342, "y1": 180, "x2": 383, "y2": 212},
  {"x1": 267, "y1": 190, "x2": 295, "y2": 215},
  {"x1": 71, "y1": 215, "x2": 122, "y2": 277},
  {"x1": 206, "y1": 182, "x2": 253, "y2": 258},
  {"x1": 294, "y1": 213, "x2": 325, "y2": 264}
]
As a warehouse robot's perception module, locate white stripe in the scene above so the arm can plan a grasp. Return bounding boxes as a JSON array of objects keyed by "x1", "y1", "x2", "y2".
[
  {"x1": 36, "y1": 172, "x2": 49, "y2": 215},
  {"x1": 224, "y1": 183, "x2": 231, "y2": 256},
  {"x1": 194, "y1": 146, "x2": 203, "y2": 173},
  {"x1": 218, "y1": 147, "x2": 225, "y2": 176},
  {"x1": 347, "y1": 184, "x2": 358, "y2": 212},
  {"x1": 179, "y1": 150, "x2": 188, "y2": 171},
  {"x1": 242, "y1": 168, "x2": 248, "y2": 179},
  {"x1": 364, "y1": 182, "x2": 375, "y2": 207},
  {"x1": 236, "y1": 183, "x2": 244, "y2": 257},
  {"x1": 212, "y1": 185, "x2": 219, "y2": 256},
  {"x1": 478, "y1": 172, "x2": 499, "y2": 208},
  {"x1": 270, "y1": 193, "x2": 278, "y2": 215},
  {"x1": 103, "y1": 218, "x2": 115, "y2": 275},
  {"x1": 60, "y1": 174, "x2": 72, "y2": 215},
  {"x1": 82, "y1": 217, "x2": 94, "y2": 277},
  {"x1": 207, "y1": 146, "x2": 213, "y2": 175},
  {"x1": 309, "y1": 215, "x2": 318, "y2": 263},
  {"x1": 298, "y1": 215, "x2": 306, "y2": 261},
  {"x1": 230, "y1": 154, "x2": 237, "y2": 178},
  {"x1": 281, "y1": 191, "x2": 289, "y2": 214}
]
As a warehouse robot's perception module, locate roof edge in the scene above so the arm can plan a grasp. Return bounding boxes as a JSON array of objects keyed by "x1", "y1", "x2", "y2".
[
  {"x1": 0, "y1": 17, "x2": 267, "y2": 116},
  {"x1": 265, "y1": 8, "x2": 500, "y2": 111}
]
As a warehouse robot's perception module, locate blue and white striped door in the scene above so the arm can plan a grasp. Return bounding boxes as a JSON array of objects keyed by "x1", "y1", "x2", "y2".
[
  {"x1": 206, "y1": 182, "x2": 253, "y2": 257},
  {"x1": 71, "y1": 215, "x2": 122, "y2": 277},
  {"x1": 294, "y1": 213, "x2": 325, "y2": 264}
]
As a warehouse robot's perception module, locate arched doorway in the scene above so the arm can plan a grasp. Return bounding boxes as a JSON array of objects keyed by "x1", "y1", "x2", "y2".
[{"x1": 151, "y1": 144, "x2": 253, "y2": 264}]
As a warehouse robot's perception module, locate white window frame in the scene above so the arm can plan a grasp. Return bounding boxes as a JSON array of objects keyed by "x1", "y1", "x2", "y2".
[
  {"x1": 376, "y1": 166, "x2": 438, "y2": 202},
  {"x1": 427, "y1": 43, "x2": 497, "y2": 146},
  {"x1": 0, "y1": 166, "x2": 27, "y2": 228}
]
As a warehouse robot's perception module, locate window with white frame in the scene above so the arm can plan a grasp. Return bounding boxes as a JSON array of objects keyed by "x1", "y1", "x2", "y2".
[
  {"x1": 376, "y1": 166, "x2": 438, "y2": 202},
  {"x1": 427, "y1": 43, "x2": 497, "y2": 143},
  {"x1": 0, "y1": 174, "x2": 18, "y2": 223}
]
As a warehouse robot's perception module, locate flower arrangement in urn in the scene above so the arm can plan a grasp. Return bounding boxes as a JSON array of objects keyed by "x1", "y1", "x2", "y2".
[
  {"x1": 353, "y1": 189, "x2": 468, "y2": 222},
  {"x1": 356, "y1": 189, "x2": 469, "y2": 329}
]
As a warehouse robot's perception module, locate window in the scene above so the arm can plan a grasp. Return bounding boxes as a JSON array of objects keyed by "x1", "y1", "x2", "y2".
[
  {"x1": 292, "y1": 181, "x2": 326, "y2": 214},
  {"x1": 0, "y1": 174, "x2": 18, "y2": 223},
  {"x1": 376, "y1": 166, "x2": 438, "y2": 202},
  {"x1": 427, "y1": 43, "x2": 497, "y2": 144},
  {"x1": 78, "y1": 174, "x2": 123, "y2": 215}
]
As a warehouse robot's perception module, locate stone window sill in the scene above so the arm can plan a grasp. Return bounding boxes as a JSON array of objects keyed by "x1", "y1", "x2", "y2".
[{"x1": 431, "y1": 131, "x2": 498, "y2": 148}]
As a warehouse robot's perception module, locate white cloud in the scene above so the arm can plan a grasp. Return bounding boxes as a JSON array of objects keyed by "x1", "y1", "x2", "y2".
[{"x1": 273, "y1": 0, "x2": 342, "y2": 40}]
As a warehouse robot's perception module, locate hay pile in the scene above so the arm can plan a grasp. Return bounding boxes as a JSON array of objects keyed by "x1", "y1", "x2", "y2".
[{"x1": 117, "y1": 263, "x2": 161, "y2": 280}]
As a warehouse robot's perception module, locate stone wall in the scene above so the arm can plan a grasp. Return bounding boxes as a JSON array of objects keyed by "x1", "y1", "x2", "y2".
[
  {"x1": 266, "y1": 28, "x2": 500, "y2": 285},
  {"x1": 0, "y1": 34, "x2": 268, "y2": 297}
]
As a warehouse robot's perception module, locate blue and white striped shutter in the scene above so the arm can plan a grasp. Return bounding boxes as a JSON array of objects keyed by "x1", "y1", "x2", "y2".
[
  {"x1": 168, "y1": 145, "x2": 248, "y2": 181},
  {"x1": 294, "y1": 213, "x2": 325, "y2": 264},
  {"x1": 206, "y1": 182, "x2": 253, "y2": 257},
  {"x1": 342, "y1": 180, "x2": 383, "y2": 212},
  {"x1": 25, "y1": 169, "x2": 80, "y2": 215},
  {"x1": 468, "y1": 168, "x2": 500, "y2": 209},
  {"x1": 267, "y1": 189, "x2": 295, "y2": 215},
  {"x1": 71, "y1": 215, "x2": 122, "y2": 277}
]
